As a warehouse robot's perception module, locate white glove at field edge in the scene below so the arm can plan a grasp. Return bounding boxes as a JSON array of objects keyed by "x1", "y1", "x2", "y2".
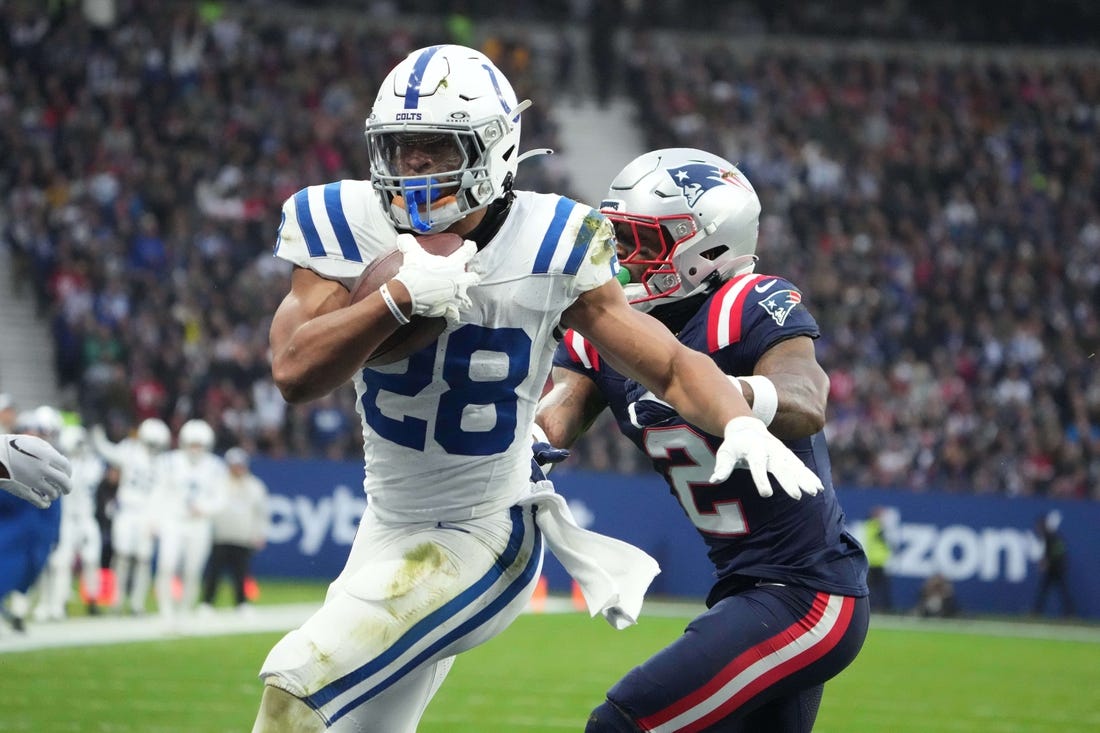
[
  {"x1": 0, "y1": 433, "x2": 73, "y2": 509},
  {"x1": 710, "y1": 416, "x2": 823, "y2": 500},
  {"x1": 392, "y1": 233, "x2": 480, "y2": 322}
]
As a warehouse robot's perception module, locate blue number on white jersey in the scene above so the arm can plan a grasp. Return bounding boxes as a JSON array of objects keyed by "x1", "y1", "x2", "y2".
[{"x1": 360, "y1": 325, "x2": 532, "y2": 456}]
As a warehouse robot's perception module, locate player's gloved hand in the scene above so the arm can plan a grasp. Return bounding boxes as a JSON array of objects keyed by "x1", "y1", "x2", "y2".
[
  {"x1": 530, "y1": 442, "x2": 570, "y2": 483},
  {"x1": 534, "y1": 442, "x2": 570, "y2": 466},
  {"x1": 0, "y1": 434, "x2": 73, "y2": 509},
  {"x1": 392, "y1": 233, "x2": 481, "y2": 321},
  {"x1": 711, "y1": 416, "x2": 823, "y2": 500},
  {"x1": 626, "y1": 388, "x2": 677, "y2": 429}
]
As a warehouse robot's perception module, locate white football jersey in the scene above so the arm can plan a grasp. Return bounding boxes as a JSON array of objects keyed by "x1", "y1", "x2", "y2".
[
  {"x1": 61, "y1": 451, "x2": 106, "y2": 524},
  {"x1": 96, "y1": 438, "x2": 161, "y2": 514},
  {"x1": 275, "y1": 183, "x2": 619, "y2": 521},
  {"x1": 150, "y1": 450, "x2": 229, "y2": 525}
]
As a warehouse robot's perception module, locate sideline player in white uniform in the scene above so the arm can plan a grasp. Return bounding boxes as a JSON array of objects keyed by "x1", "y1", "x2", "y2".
[
  {"x1": 150, "y1": 419, "x2": 227, "y2": 619},
  {"x1": 91, "y1": 417, "x2": 170, "y2": 615},
  {"x1": 34, "y1": 425, "x2": 106, "y2": 620},
  {"x1": 254, "y1": 45, "x2": 822, "y2": 732}
]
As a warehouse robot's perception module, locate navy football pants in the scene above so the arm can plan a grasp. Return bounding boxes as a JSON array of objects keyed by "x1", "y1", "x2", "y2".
[{"x1": 592, "y1": 584, "x2": 869, "y2": 732}]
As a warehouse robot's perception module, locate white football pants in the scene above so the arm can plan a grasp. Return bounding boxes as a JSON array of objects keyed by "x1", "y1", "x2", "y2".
[
  {"x1": 36, "y1": 515, "x2": 101, "y2": 619},
  {"x1": 155, "y1": 518, "x2": 213, "y2": 617},
  {"x1": 259, "y1": 503, "x2": 543, "y2": 731}
]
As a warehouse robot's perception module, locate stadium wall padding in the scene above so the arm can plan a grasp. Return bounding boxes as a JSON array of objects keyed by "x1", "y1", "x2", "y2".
[{"x1": 249, "y1": 459, "x2": 1096, "y2": 619}]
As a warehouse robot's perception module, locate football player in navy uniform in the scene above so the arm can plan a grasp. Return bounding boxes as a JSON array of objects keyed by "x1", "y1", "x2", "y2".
[
  {"x1": 537, "y1": 148, "x2": 870, "y2": 732},
  {"x1": 255, "y1": 48, "x2": 823, "y2": 732}
]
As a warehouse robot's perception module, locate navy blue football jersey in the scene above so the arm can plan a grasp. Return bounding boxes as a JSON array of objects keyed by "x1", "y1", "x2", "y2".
[{"x1": 554, "y1": 273, "x2": 867, "y2": 600}]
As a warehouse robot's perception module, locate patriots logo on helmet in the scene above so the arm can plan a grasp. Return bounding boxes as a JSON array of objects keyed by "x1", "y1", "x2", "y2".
[
  {"x1": 667, "y1": 164, "x2": 752, "y2": 207},
  {"x1": 758, "y1": 289, "x2": 802, "y2": 326}
]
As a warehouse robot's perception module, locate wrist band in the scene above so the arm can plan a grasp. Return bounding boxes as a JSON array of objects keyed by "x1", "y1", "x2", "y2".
[
  {"x1": 378, "y1": 283, "x2": 411, "y2": 325},
  {"x1": 739, "y1": 375, "x2": 779, "y2": 426},
  {"x1": 531, "y1": 422, "x2": 550, "y2": 445}
]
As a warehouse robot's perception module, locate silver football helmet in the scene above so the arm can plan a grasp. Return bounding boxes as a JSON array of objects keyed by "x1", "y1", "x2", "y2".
[
  {"x1": 365, "y1": 44, "x2": 537, "y2": 233},
  {"x1": 600, "y1": 148, "x2": 761, "y2": 311}
]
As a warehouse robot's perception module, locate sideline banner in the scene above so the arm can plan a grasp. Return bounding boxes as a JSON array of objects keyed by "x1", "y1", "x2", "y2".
[{"x1": 249, "y1": 460, "x2": 1096, "y2": 619}]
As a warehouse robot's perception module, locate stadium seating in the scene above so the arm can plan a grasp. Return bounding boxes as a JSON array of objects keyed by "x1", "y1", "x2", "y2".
[{"x1": 1, "y1": 2, "x2": 1096, "y2": 497}]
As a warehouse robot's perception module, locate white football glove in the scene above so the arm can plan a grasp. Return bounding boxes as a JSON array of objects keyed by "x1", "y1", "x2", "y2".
[
  {"x1": 0, "y1": 434, "x2": 73, "y2": 509},
  {"x1": 710, "y1": 416, "x2": 823, "y2": 500},
  {"x1": 392, "y1": 233, "x2": 481, "y2": 322}
]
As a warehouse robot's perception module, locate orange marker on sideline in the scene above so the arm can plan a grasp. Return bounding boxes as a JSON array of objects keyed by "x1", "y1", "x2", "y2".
[
  {"x1": 571, "y1": 580, "x2": 586, "y2": 611},
  {"x1": 529, "y1": 575, "x2": 548, "y2": 613}
]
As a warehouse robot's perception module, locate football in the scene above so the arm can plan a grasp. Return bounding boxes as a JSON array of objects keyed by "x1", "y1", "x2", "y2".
[{"x1": 349, "y1": 233, "x2": 466, "y2": 366}]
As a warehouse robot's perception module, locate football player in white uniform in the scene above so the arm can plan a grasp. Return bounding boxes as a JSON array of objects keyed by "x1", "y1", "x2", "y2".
[
  {"x1": 91, "y1": 417, "x2": 170, "y2": 615},
  {"x1": 33, "y1": 425, "x2": 105, "y2": 620},
  {"x1": 255, "y1": 45, "x2": 822, "y2": 732},
  {"x1": 150, "y1": 419, "x2": 227, "y2": 619}
]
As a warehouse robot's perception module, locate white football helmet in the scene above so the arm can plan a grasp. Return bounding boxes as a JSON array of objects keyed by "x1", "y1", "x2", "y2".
[
  {"x1": 179, "y1": 419, "x2": 215, "y2": 453},
  {"x1": 14, "y1": 405, "x2": 63, "y2": 445},
  {"x1": 365, "y1": 44, "x2": 537, "y2": 233},
  {"x1": 600, "y1": 148, "x2": 761, "y2": 311},
  {"x1": 137, "y1": 417, "x2": 171, "y2": 451},
  {"x1": 59, "y1": 424, "x2": 89, "y2": 455}
]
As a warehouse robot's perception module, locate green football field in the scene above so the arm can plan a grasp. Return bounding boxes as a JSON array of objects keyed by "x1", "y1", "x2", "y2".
[{"x1": 1, "y1": 583, "x2": 1097, "y2": 732}]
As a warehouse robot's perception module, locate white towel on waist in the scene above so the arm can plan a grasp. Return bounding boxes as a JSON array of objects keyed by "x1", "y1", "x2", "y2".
[{"x1": 519, "y1": 480, "x2": 660, "y2": 630}]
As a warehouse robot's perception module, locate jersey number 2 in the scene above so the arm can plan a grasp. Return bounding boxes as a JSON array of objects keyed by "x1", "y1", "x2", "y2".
[
  {"x1": 643, "y1": 427, "x2": 748, "y2": 536},
  {"x1": 360, "y1": 324, "x2": 531, "y2": 455}
]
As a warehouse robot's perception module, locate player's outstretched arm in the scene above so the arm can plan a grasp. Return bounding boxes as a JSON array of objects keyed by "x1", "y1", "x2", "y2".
[
  {"x1": 563, "y1": 281, "x2": 821, "y2": 500},
  {"x1": 562, "y1": 281, "x2": 750, "y2": 438},
  {"x1": 0, "y1": 433, "x2": 72, "y2": 508}
]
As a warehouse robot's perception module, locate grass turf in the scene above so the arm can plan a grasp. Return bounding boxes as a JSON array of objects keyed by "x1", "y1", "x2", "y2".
[{"x1": 2, "y1": 583, "x2": 1097, "y2": 732}]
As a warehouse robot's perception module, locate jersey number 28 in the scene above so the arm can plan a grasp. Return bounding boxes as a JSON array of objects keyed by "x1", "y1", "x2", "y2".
[{"x1": 360, "y1": 324, "x2": 531, "y2": 455}]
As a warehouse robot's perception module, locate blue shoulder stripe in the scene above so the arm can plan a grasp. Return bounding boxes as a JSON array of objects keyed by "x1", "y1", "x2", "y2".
[
  {"x1": 324, "y1": 182, "x2": 362, "y2": 263},
  {"x1": 293, "y1": 189, "x2": 325, "y2": 257},
  {"x1": 563, "y1": 208, "x2": 601, "y2": 275},
  {"x1": 533, "y1": 197, "x2": 574, "y2": 274}
]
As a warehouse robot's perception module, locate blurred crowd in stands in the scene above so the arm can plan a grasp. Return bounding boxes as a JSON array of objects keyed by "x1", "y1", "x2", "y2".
[{"x1": 2, "y1": 1, "x2": 1098, "y2": 498}]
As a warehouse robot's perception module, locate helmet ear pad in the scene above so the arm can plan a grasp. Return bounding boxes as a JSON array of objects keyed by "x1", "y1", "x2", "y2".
[
  {"x1": 365, "y1": 45, "x2": 524, "y2": 233},
  {"x1": 602, "y1": 147, "x2": 761, "y2": 308}
]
